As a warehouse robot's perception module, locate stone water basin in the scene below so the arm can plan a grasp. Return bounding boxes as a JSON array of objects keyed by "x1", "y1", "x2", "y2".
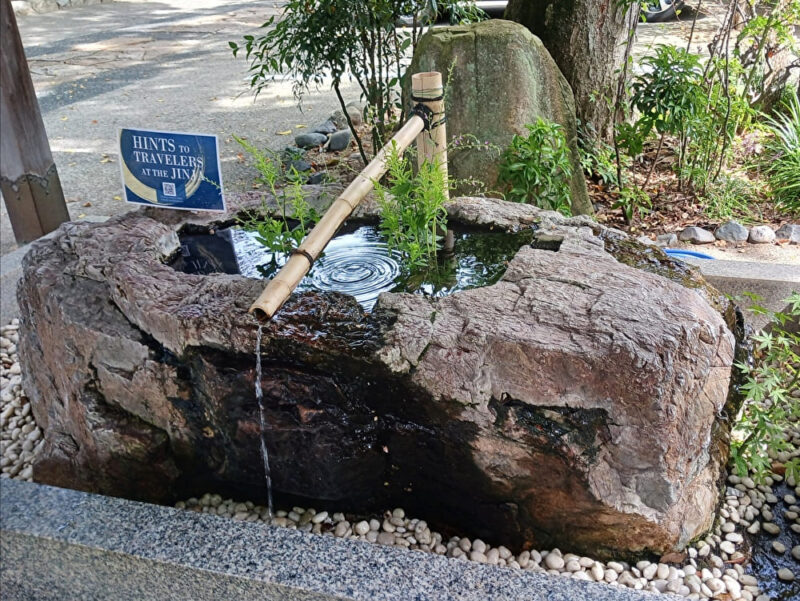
[
  {"x1": 171, "y1": 222, "x2": 534, "y2": 311},
  {"x1": 17, "y1": 187, "x2": 746, "y2": 558}
]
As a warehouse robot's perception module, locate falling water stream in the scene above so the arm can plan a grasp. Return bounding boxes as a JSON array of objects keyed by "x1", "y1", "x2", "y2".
[
  {"x1": 176, "y1": 223, "x2": 535, "y2": 519},
  {"x1": 254, "y1": 324, "x2": 273, "y2": 519}
]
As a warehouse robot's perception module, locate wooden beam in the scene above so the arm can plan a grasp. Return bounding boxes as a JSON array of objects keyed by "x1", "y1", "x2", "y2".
[{"x1": 1, "y1": 0, "x2": 69, "y2": 245}]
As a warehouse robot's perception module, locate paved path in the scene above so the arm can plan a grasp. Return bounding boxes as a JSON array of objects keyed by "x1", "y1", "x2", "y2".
[
  {"x1": 1, "y1": 0, "x2": 359, "y2": 254},
  {"x1": 2, "y1": 0, "x2": 797, "y2": 267}
]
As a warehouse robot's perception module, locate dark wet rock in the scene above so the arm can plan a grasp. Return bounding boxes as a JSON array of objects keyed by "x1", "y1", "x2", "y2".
[
  {"x1": 306, "y1": 171, "x2": 328, "y2": 185},
  {"x1": 748, "y1": 225, "x2": 776, "y2": 244},
  {"x1": 295, "y1": 133, "x2": 327, "y2": 149},
  {"x1": 18, "y1": 193, "x2": 739, "y2": 559},
  {"x1": 281, "y1": 146, "x2": 306, "y2": 162},
  {"x1": 776, "y1": 223, "x2": 800, "y2": 244},
  {"x1": 312, "y1": 119, "x2": 338, "y2": 135},
  {"x1": 679, "y1": 226, "x2": 715, "y2": 244},
  {"x1": 326, "y1": 129, "x2": 352, "y2": 152},
  {"x1": 289, "y1": 159, "x2": 312, "y2": 173},
  {"x1": 715, "y1": 221, "x2": 749, "y2": 243}
]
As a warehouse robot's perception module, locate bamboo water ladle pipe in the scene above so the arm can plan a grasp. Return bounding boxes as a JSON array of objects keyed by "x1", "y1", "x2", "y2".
[{"x1": 249, "y1": 72, "x2": 448, "y2": 321}]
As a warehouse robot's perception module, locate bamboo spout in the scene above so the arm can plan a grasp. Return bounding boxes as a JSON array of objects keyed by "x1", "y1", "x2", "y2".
[
  {"x1": 249, "y1": 116, "x2": 425, "y2": 321},
  {"x1": 249, "y1": 72, "x2": 448, "y2": 321}
]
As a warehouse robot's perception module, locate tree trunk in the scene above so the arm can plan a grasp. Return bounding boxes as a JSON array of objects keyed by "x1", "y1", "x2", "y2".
[{"x1": 505, "y1": 0, "x2": 637, "y2": 143}]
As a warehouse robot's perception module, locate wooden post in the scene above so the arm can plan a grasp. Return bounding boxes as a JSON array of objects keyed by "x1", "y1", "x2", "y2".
[
  {"x1": 1, "y1": 0, "x2": 69, "y2": 244},
  {"x1": 411, "y1": 71, "x2": 448, "y2": 199}
]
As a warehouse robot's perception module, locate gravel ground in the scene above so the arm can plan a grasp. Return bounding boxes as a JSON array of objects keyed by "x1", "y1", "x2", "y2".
[{"x1": 2, "y1": 316, "x2": 799, "y2": 600}]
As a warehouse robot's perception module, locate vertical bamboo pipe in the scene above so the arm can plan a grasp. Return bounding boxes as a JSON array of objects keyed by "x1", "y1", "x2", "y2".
[
  {"x1": 249, "y1": 114, "x2": 427, "y2": 321},
  {"x1": 411, "y1": 72, "x2": 448, "y2": 199}
]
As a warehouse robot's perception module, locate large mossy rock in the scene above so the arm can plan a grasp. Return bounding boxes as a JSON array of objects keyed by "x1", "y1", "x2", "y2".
[
  {"x1": 17, "y1": 192, "x2": 745, "y2": 558},
  {"x1": 408, "y1": 19, "x2": 592, "y2": 215}
]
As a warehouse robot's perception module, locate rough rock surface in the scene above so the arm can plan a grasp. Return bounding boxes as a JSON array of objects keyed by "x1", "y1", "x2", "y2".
[
  {"x1": 715, "y1": 221, "x2": 749, "y2": 243},
  {"x1": 679, "y1": 226, "x2": 715, "y2": 244},
  {"x1": 408, "y1": 20, "x2": 592, "y2": 215},
  {"x1": 17, "y1": 191, "x2": 741, "y2": 558},
  {"x1": 776, "y1": 224, "x2": 800, "y2": 244},
  {"x1": 748, "y1": 226, "x2": 776, "y2": 244}
]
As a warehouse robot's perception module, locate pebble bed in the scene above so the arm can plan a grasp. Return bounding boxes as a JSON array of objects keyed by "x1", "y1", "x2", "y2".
[
  {"x1": 2, "y1": 320, "x2": 798, "y2": 600},
  {"x1": 0, "y1": 320, "x2": 43, "y2": 482}
]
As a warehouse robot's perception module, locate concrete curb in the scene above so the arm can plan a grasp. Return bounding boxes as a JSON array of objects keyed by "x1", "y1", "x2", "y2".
[
  {"x1": 1, "y1": 479, "x2": 677, "y2": 601},
  {"x1": 679, "y1": 257, "x2": 800, "y2": 331}
]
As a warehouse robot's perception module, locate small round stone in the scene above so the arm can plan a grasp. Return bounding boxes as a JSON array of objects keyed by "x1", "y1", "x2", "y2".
[
  {"x1": 777, "y1": 568, "x2": 795, "y2": 582},
  {"x1": 544, "y1": 553, "x2": 565, "y2": 571},
  {"x1": 763, "y1": 522, "x2": 781, "y2": 535},
  {"x1": 772, "y1": 541, "x2": 786, "y2": 554},
  {"x1": 376, "y1": 531, "x2": 395, "y2": 545},
  {"x1": 354, "y1": 520, "x2": 370, "y2": 536}
]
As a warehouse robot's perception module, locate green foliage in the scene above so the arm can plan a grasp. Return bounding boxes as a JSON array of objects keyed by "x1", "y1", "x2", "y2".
[
  {"x1": 733, "y1": 0, "x2": 800, "y2": 108},
  {"x1": 578, "y1": 124, "x2": 618, "y2": 185},
  {"x1": 497, "y1": 119, "x2": 573, "y2": 215},
  {"x1": 630, "y1": 45, "x2": 706, "y2": 142},
  {"x1": 234, "y1": 136, "x2": 319, "y2": 256},
  {"x1": 762, "y1": 88, "x2": 800, "y2": 211},
  {"x1": 375, "y1": 143, "x2": 448, "y2": 268},
  {"x1": 230, "y1": 0, "x2": 485, "y2": 160},
  {"x1": 612, "y1": 185, "x2": 651, "y2": 223},
  {"x1": 620, "y1": 44, "x2": 756, "y2": 194},
  {"x1": 700, "y1": 175, "x2": 759, "y2": 223},
  {"x1": 732, "y1": 293, "x2": 800, "y2": 484}
]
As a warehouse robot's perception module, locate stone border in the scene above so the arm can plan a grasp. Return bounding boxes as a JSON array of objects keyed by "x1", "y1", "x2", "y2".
[{"x1": 1, "y1": 479, "x2": 679, "y2": 601}]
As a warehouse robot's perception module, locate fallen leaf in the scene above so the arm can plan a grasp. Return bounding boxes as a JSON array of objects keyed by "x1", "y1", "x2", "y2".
[
  {"x1": 91, "y1": 120, "x2": 98, "y2": 124},
  {"x1": 157, "y1": 99, "x2": 164, "y2": 103},
  {"x1": 82, "y1": 202, "x2": 92, "y2": 207},
  {"x1": 113, "y1": 195, "x2": 122, "y2": 201},
  {"x1": 276, "y1": 130, "x2": 292, "y2": 136},
  {"x1": 78, "y1": 213, "x2": 86, "y2": 218},
  {"x1": 295, "y1": 124, "x2": 306, "y2": 129},
  {"x1": 100, "y1": 155, "x2": 113, "y2": 164},
  {"x1": 236, "y1": 152, "x2": 245, "y2": 163},
  {"x1": 61, "y1": 116, "x2": 68, "y2": 121}
]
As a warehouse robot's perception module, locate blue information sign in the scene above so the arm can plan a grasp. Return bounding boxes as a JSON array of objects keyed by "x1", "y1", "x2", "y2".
[{"x1": 118, "y1": 127, "x2": 225, "y2": 212}]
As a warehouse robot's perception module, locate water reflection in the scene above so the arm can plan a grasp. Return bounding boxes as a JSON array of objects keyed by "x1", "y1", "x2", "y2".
[{"x1": 172, "y1": 224, "x2": 533, "y2": 311}]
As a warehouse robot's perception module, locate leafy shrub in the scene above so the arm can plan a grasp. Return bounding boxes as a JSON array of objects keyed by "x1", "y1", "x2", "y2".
[
  {"x1": 578, "y1": 124, "x2": 618, "y2": 186},
  {"x1": 375, "y1": 143, "x2": 448, "y2": 268},
  {"x1": 230, "y1": 0, "x2": 485, "y2": 164},
  {"x1": 234, "y1": 136, "x2": 319, "y2": 256},
  {"x1": 763, "y1": 88, "x2": 800, "y2": 211},
  {"x1": 700, "y1": 175, "x2": 759, "y2": 222},
  {"x1": 497, "y1": 119, "x2": 573, "y2": 215},
  {"x1": 732, "y1": 293, "x2": 800, "y2": 484},
  {"x1": 612, "y1": 185, "x2": 651, "y2": 224}
]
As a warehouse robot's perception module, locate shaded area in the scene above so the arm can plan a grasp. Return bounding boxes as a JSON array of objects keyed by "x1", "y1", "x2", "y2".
[{"x1": 747, "y1": 480, "x2": 800, "y2": 600}]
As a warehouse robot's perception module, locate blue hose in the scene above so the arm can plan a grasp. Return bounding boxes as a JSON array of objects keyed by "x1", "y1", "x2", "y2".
[{"x1": 664, "y1": 249, "x2": 716, "y2": 260}]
